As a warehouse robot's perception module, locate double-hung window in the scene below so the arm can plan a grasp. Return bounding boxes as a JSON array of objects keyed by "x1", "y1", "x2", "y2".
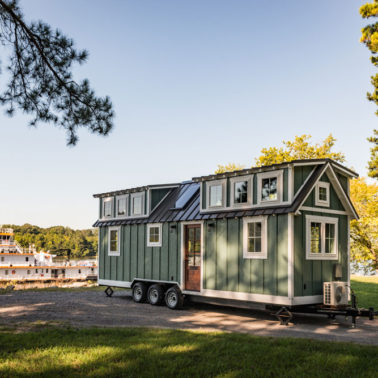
[
  {"x1": 257, "y1": 170, "x2": 283, "y2": 205},
  {"x1": 103, "y1": 198, "x2": 113, "y2": 218},
  {"x1": 243, "y1": 216, "x2": 268, "y2": 259},
  {"x1": 306, "y1": 215, "x2": 338, "y2": 260},
  {"x1": 230, "y1": 175, "x2": 252, "y2": 208},
  {"x1": 116, "y1": 195, "x2": 128, "y2": 217},
  {"x1": 206, "y1": 180, "x2": 226, "y2": 209},
  {"x1": 315, "y1": 182, "x2": 330, "y2": 207},
  {"x1": 108, "y1": 227, "x2": 120, "y2": 256},
  {"x1": 147, "y1": 224, "x2": 162, "y2": 247}
]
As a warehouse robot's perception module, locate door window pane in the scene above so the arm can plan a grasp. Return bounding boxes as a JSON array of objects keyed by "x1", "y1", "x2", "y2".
[
  {"x1": 209, "y1": 185, "x2": 223, "y2": 207},
  {"x1": 261, "y1": 177, "x2": 277, "y2": 201},
  {"x1": 234, "y1": 181, "x2": 248, "y2": 204},
  {"x1": 310, "y1": 222, "x2": 321, "y2": 253}
]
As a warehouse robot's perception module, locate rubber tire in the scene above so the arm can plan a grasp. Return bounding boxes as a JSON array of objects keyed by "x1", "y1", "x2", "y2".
[
  {"x1": 132, "y1": 282, "x2": 147, "y2": 303},
  {"x1": 165, "y1": 286, "x2": 184, "y2": 310},
  {"x1": 147, "y1": 284, "x2": 164, "y2": 305}
]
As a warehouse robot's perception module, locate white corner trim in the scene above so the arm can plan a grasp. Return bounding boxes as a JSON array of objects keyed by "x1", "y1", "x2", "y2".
[
  {"x1": 229, "y1": 175, "x2": 253, "y2": 209},
  {"x1": 288, "y1": 213, "x2": 294, "y2": 299},
  {"x1": 315, "y1": 181, "x2": 330, "y2": 207},
  {"x1": 305, "y1": 215, "x2": 338, "y2": 260},
  {"x1": 180, "y1": 221, "x2": 204, "y2": 292},
  {"x1": 288, "y1": 165, "x2": 294, "y2": 202},
  {"x1": 147, "y1": 223, "x2": 162, "y2": 247},
  {"x1": 98, "y1": 279, "x2": 131, "y2": 288},
  {"x1": 256, "y1": 169, "x2": 284, "y2": 206},
  {"x1": 242, "y1": 216, "x2": 268, "y2": 259},
  {"x1": 108, "y1": 226, "x2": 121, "y2": 256}
]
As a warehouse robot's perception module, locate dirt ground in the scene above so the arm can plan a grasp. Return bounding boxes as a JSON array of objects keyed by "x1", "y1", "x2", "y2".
[{"x1": 0, "y1": 290, "x2": 377, "y2": 345}]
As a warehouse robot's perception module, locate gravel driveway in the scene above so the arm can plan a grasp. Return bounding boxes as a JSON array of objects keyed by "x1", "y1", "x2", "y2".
[{"x1": 0, "y1": 290, "x2": 377, "y2": 345}]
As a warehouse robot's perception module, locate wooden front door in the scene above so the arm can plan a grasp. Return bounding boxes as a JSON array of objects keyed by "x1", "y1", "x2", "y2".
[{"x1": 184, "y1": 224, "x2": 201, "y2": 291}]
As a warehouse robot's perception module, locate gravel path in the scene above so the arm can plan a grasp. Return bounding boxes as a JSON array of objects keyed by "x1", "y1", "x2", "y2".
[{"x1": 0, "y1": 290, "x2": 377, "y2": 345}]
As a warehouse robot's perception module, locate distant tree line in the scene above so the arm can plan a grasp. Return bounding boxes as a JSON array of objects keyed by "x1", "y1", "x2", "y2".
[{"x1": 3, "y1": 224, "x2": 98, "y2": 259}]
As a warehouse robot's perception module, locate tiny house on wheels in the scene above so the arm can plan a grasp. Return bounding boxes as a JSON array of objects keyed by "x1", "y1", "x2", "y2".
[{"x1": 93, "y1": 159, "x2": 359, "y2": 311}]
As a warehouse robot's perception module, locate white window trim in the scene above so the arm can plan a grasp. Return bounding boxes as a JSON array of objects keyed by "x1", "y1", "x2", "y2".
[
  {"x1": 230, "y1": 175, "x2": 253, "y2": 209},
  {"x1": 305, "y1": 215, "x2": 338, "y2": 260},
  {"x1": 108, "y1": 226, "x2": 120, "y2": 256},
  {"x1": 257, "y1": 170, "x2": 283, "y2": 206},
  {"x1": 116, "y1": 194, "x2": 129, "y2": 218},
  {"x1": 130, "y1": 192, "x2": 145, "y2": 217},
  {"x1": 243, "y1": 216, "x2": 268, "y2": 259},
  {"x1": 147, "y1": 223, "x2": 162, "y2": 247},
  {"x1": 315, "y1": 181, "x2": 330, "y2": 207},
  {"x1": 102, "y1": 197, "x2": 113, "y2": 219},
  {"x1": 206, "y1": 179, "x2": 227, "y2": 210}
]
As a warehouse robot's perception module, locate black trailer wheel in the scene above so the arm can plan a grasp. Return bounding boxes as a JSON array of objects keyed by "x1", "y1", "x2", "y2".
[
  {"x1": 132, "y1": 282, "x2": 147, "y2": 303},
  {"x1": 147, "y1": 284, "x2": 164, "y2": 305},
  {"x1": 165, "y1": 286, "x2": 183, "y2": 310}
]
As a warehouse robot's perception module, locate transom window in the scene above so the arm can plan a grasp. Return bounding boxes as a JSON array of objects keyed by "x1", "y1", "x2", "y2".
[
  {"x1": 108, "y1": 227, "x2": 120, "y2": 256},
  {"x1": 103, "y1": 198, "x2": 113, "y2": 218},
  {"x1": 262, "y1": 177, "x2": 277, "y2": 201},
  {"x1": 147, "y1": 224, "x2": 162, "y2": 247},
  {"x1": 209, "y1": 185, "x2": 223, "y2": 207},
  {"x1": 243, "y1": 216, "x2": 268, "y2": 259},
  {"x1": 306, "y1": 215, "x2": 338, "y2": 260},
  {"x1": 116, "y1": 195, "x2": 128, "y2": 217},
  {"x1": 315, "y1": 182, "x2": 330, "y2": 207}
]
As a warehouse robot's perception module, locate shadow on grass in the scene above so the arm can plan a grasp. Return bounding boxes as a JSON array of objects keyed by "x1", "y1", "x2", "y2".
[{"x1": 0, "y1": 327, "x2": 377, "y2": 377}]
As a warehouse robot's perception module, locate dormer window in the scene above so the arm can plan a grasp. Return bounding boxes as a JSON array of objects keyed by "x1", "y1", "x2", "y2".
[
  {"x1": 116, "y1": 195, "x2": 128, "y2": 217},
  {"x1": 103, "y1": 198, "x2": 113, "y2": 218},
  {"x1": 230, "y1": 175, "x2": 252, "y2": 207},
  {"x1": 257, "y1": 170, "x2": 283, "y2": 205},
  {"x1": 131, "y1": 192, "x2": 145, "y2": 216},
  {"x1": 315, "y1": 182, "x2": 330, "y2": 207},
  {"x1": 206, "y1": 180, "x2": 226, "y2": 209}
]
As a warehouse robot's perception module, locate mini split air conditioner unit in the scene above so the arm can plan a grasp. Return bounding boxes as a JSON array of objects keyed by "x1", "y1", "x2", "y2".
[{"x1": 323, "y1": 281, "x2": 349, "y2": 306}]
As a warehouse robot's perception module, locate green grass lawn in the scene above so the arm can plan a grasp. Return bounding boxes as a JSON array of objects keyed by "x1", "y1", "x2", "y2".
[
  {"x1": 0, "y1": 327, "x2": 377, "y2": 378},
  {"x1": 351, "y1": 275, "x2": 378, "y2": 309}
]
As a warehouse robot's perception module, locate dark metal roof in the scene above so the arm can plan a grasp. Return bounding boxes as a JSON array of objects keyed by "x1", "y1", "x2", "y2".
[
  {"x1": 192, "y1": 159, "x2": 358, "y2": 182},
  {"x1": 92, "y1": 159, "x2": 358, "y2": 227}
]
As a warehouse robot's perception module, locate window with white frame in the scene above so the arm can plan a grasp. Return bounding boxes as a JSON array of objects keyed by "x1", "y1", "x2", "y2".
[
  {"x1": 116, "y1": 195, "x2": 128, "y2": 217},
  {"x1": 315, "y1": 182, "x2": 330, "y2": 207},
  {"x1": 131, "y1": 192, "x2": 144, "y2": 216},
  {"x1": 230, "y1": 175, "x2": 252, "y2": 207},
  {"x1": 103, "y1": 198, "x2": 113, "y2": 218},
  {"x1": 257, "y1": 170, "x2": 283, "y2": 205},
  {"x1": 306, "y1": 215, "x2": 338, "y2": 260},
  {"x1": 206, "y1": 180, "x2": 226, "y2": 209},
  {"x1": 243, "y1": 216, "x2": 268, "y2": 259},
  {"x1": 147, "y1": 224, "x2": 162, "y2": 247},
  {"x1": 108, "y1": 227, "x2": 120, "y2": 256}
]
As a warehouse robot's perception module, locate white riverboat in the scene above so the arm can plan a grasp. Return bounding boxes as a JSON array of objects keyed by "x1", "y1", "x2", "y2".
[{"x1": 0, "y1": 228, "x2": 97, "y2": 281}]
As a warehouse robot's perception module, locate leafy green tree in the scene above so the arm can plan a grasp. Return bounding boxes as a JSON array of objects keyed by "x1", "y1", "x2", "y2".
[
  {"x1": 350, "y1": 178, "x2": 378, "y2": 270},
  {"x1": 0, "y1": 0, "x2": 113, "y2": 145},
  {"x1": 367, "y1": 129, "x2": 378, "y2": 178},
  {"x1": 360, "y1": 1, "x2": 378, "y2": 115}
]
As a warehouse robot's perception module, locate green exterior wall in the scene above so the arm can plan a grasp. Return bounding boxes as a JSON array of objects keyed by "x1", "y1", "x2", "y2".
[{"x1": 293, "y1": 211, "x2": 349, "y2": 297}]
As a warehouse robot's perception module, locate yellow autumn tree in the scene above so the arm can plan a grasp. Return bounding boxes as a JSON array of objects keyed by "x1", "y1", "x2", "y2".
[
  {"x1": 350, "y1": 178, "x2": 378, "y2": 271},
  {"x1": 215, "y1": 163, "x2": 245, "y2": 174}
]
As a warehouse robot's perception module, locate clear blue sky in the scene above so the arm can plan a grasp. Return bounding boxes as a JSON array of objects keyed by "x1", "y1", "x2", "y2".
[{"x1": 0, "y1": 0, "x2": 376, "y2": 229}]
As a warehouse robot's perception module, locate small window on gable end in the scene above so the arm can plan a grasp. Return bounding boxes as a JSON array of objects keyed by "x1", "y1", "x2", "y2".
[
  {"x1": 315, "y1": 182, "x2": 330, "y2": 207},
  {"x1": 103, "y1": 198, "x2": 113, "y2": 218},
  {"x1": 108, "y1": 227, "x2": 120, "y2": 256},
  {"x1": 243, "y1": 216, "x2": 268, "y2": 259},
  {"x1": 116, "y1": 195, "x2": 128, "y2": 217},
  {"x1": 147, "y1": 224, "x2": 162, "y2": 247}
]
